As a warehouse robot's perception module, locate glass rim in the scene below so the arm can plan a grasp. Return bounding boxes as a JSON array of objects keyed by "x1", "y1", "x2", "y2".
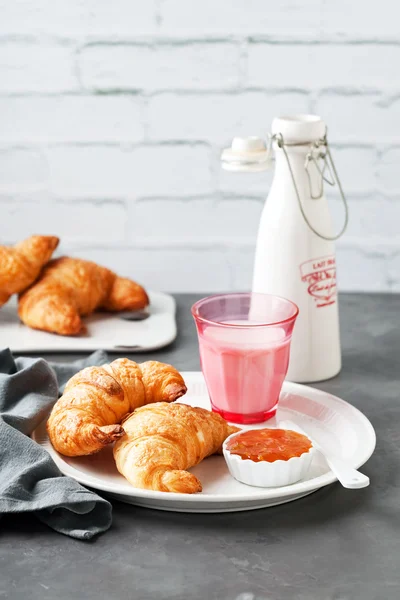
[{"x1": 191, "y1": 292, "x2": 299, "y2": 328}]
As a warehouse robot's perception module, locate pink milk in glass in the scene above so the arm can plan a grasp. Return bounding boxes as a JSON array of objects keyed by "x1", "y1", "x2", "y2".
[{"x1": 192, "y1": 293, "x2": 298, "y2": 424}]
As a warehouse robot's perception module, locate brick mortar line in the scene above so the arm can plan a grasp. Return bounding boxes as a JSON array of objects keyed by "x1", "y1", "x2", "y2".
[
  {"x1": 0, "y1": 198, "x2": 128, "y2": 206},
  {"x1": 247, "y1": 38, "x2": 400, "y2": 46},
  {"x1": 0, "y1": 141, "x2": 213, "y2": 149},
  {"x1": 3, "y1": 194, "x2": 397, "y2": 203},
  {"x1": 1, "y1": 189, "x2": 396, "y2": 198},
  {"x1": 0, "y1": 34, "x2": 77, "y2": 46},
  {"x1": 2, "y1": 87, "x2": 397, "y2": 96},
  {"x1": 2, "y1": 89, "x2": 400, "y2": 98},
  {"x1": 74, "y1": 45, "x2": 84, "y2": 92},
  {"x1": 132, "y1": 198, "x2": 242, "y2": 206},
  {"x1": 154, "y1": 0, "x2": 164, "y2": 29},
  {"x1": 0, "y1": 90, "x2": 394, "y2": 98},
  {"x1": 76, "y1": 38, "x2": 244, "y2": 49},
  {"x1": 79, "y1": 85, "x2": 246, "y2": 94},
  {"x1": 0, "y1": 195, "x2": 266, "y2": 204},
  {"x1": 9, "y1": 237, "x2": 398, "y2": 251},
  {"x1": 0, "y1": 90, "x2": 310, "y2": 97},
  {"x1": 3, "y1": 35, "x2": 400, "y2": 46},
  {"x1": 0, "y1": 141, "x2": 385, "y2": 149}
]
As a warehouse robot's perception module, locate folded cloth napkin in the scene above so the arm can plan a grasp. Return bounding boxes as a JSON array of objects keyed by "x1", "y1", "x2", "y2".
[{"x1": 0, "y1": 348, "x2": 113, "y2": 540}]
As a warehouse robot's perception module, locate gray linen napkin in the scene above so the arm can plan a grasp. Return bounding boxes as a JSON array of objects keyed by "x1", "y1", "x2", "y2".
[{"x1": 0, "y1": 348, "x2": 113, "y2": 540}]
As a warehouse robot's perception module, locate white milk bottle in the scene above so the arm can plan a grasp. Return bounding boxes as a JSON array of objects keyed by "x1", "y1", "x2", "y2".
[{"x1": 221, "y1": 115, "x2": 348, "y2": 383}]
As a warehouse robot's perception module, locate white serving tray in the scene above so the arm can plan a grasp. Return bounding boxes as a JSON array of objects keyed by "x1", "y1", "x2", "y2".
[{"x1": 0, "y1": 291, "x2": 176, "y2": 353}]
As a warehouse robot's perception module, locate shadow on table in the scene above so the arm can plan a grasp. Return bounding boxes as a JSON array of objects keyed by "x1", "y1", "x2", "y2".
[{"x1": 111, "y1": 481, "x2": 374, "y2": 536}]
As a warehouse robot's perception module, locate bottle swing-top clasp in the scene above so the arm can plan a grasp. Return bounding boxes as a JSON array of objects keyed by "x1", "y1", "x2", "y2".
[{"x1": 221, "y1": 130, "x2": 348, "y2": 242}]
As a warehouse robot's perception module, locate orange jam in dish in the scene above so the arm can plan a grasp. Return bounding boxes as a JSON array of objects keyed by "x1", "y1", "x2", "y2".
[{"x1": 226, "y1": 428, "x2": 312, "y2": 463}]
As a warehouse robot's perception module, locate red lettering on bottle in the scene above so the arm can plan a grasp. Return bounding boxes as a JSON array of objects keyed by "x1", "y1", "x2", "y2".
[{"x1": 299, "y1": 255, "x2": 337, "y2": 308}]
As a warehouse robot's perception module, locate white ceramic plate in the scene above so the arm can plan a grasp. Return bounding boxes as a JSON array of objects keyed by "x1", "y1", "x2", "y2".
[
  {"x1": 32, "y1": 372, "x2": 376, "y2": 513},
  {"x1": 0, "y1": 291, "x2": 176, "y2": 352}
]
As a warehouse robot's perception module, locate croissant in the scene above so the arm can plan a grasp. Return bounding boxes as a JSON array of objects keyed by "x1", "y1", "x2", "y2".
[
  {"x1": 114, "y1": 402, "x2": 239, "y2": 494},
  {"x1": 0, "y1": 235, "x2": 59, "y2": 307},
  {"x1": 47, "y1": 359, "x2": 187, "y2": 457},
  {"x1": 18, "y1": 256, "x2": 149, "y2": 335}
]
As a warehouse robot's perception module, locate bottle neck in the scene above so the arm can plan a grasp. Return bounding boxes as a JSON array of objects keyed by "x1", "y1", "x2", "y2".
[{"x1": 273, "y1": 144, "x2": 324, "y2": 199}]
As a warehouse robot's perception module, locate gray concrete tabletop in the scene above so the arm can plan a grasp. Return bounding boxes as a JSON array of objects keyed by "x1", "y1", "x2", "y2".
[{"x1": 1, "y1": 293, "x2": 399, "y2": 600}]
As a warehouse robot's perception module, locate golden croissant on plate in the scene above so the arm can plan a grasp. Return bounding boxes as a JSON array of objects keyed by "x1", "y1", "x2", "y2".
[
  {"x1": 47, "y1": 359, "x2": 187, "y2": 457},
  {"x1": 114, "y1": 402, "x2": 239, "y2": 494},
  {"x1": 18, "y1": 256, "x2": 149, "y2": 336},
  {"x1": 0, "y1": 235, "x2": 59, "y2": 307}
]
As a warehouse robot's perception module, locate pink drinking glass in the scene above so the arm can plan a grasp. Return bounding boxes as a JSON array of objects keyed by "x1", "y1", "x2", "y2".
[{"x1": 191, "y1": 293, "x2": 299, "y2": 424}]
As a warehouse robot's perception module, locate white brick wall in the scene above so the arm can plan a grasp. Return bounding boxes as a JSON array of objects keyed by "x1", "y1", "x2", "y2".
[
  {"x1": 0, "y1": 43, "x2": 77, "y2": 93},
  {"x1": 247, "y1": 44, "x2": 400, "y2": 90},
  {"x1": 0, "y1": 1, "x2": 398, "y2": 292},
  {"x1": 79, "y1": 43, "x2": 241, "y2": 91},
  {"x1": 0, "y1": 96, "x2": 145, "y2": 143}
]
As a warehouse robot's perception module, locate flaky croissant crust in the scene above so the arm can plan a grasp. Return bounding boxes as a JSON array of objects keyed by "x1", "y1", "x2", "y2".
[
  {"x1": 114, "y1": 402, "x2": 239, "y2": 494},
  {"x1": 18, "y1": 256, "x2": 149, "y2": 335},
  {"x1": 0, "y1": 235, "x2": 59, "y2": 307},
  {"x1": 47, "y1": 359, "x2": 187, "y2": 457}
]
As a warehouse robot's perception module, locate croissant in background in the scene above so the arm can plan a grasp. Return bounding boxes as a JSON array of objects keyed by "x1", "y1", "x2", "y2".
[
  {"x1": 18, "y1": 256, "x2": 149, "y2": 336},
  {"x1": 47, "y1": 359, "x2": 187, "y2": 457},
  {"x1": 114, "y1": 403, "x2": 239, "y2": 494},
  {"x1": 0, "y1": 235, "x2": 59, "y2": 307}
]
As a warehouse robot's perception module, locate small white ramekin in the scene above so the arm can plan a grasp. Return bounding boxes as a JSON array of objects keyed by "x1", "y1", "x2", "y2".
[{"x1": 223, "y1": 430, "x2": 316, "y2": 488}]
